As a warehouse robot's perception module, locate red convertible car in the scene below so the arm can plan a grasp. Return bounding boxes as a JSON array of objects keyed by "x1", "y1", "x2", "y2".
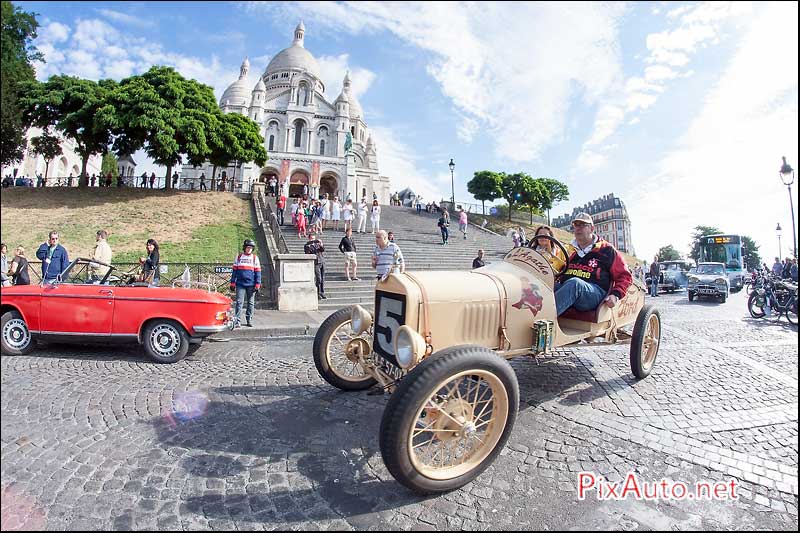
[{"x1": 1, "y1": 258, "x2": 233, "y2": 363}]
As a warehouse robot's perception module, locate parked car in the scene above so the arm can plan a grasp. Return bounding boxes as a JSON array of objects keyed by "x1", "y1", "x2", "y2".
[
  {"x1": 312, "y1": 236, "x2": 660, "y2": 495},
  {"x1": 1, "y1": 258, "x2": 233, "y2": 362},
  {"x1": 645, "y1": 260, "x2": 690, "y2": 293},
  {"x1": 687, "y1": 262, "x2": 730, "y2": 303}
]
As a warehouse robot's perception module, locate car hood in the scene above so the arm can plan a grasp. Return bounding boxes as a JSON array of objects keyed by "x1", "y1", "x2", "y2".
[{"x1": 690, "y1": 273, "x2": 726, "y2": 283}]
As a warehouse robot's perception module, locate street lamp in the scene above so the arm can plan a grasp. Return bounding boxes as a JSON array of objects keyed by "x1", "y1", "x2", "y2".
[
  {"x1": 448, "y1": 158, "x2": 455, "y2": 209},
  {"x1": 776, "y1": 223, "x2": 783, "y2": 261},
  {"x1": 779, "y1": 156, "x2": 796, "y2": 259}
]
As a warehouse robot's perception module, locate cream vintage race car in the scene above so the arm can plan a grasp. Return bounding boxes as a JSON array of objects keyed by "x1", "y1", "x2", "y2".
[{"x1": 312, "y1": 236, "x2": 660, "y2": 494}]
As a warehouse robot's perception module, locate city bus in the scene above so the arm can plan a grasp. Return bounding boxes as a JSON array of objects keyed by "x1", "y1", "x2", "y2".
[{"x1": 699, "y1": 234, "x2": 745, "y2": 291}]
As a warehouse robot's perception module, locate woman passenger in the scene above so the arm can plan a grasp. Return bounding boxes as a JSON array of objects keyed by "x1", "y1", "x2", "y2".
[
  {"x1": 531, "y1": 225, "x2": 567, "y2": 272},
  {"x1": 139, "y1": 238, "x2": 160, "y2": 286}
]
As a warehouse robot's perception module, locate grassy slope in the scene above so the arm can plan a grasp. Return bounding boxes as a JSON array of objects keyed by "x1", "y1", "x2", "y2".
[{"x1": 0, "y1": 188, "x2": 253, "y2": 263}]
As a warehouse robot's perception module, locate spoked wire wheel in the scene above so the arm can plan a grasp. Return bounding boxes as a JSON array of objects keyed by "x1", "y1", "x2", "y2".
[
  {"x1": 313, "y1": 308, "x2": 377, "y2": 390},
  {"x1": 408, "y1": 369, "x2": 508, "y2": 480},
  {"x1": 630, "y1": 304, "x2": 661, "y2": 379},
  {"x1": 380, "y1": 345, "x2": 519, "y2": 494}
]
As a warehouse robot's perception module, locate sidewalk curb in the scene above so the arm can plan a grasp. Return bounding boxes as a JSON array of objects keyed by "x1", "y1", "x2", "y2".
[{"x1": 209, "y1": 325, "x2": 320, "y2": 340}]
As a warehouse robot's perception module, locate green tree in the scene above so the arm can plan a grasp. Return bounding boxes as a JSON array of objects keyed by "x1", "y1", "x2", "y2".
[
  {"x1": 657, "y1": 244, "x2": 682, "y2": 261},
  {"x1": 29, "y1": 130, "x2": 62, "y2": 182},
  {"x1": 105, "y1": 66, "x2": 220, "y2": 190},
  {"x1": 537, "y1": 178, "x2": 569, "y2": 224},
  {"x1": 205, "y1": 112, "x2": 267, "y2": 190},
  {"x1": 101, "y1": 152, "x2": 119, "y2": 185},
  {"x1": 467, "y1": 170, "x2": 504, "y2": 215},
  {"x1": 689, "y1": 225, "x2": 723, "y2": 263},
  {"x1": 21, "y1": 76, "x2": 117, "y2": 186},
  {"x1": 519, "y1": 178, "x2": 548, "y2": 224},
  {"x1": 1, "y1": 0, "x2": 42, "y2": 167},
  {"x1": 741, "y1": 235, "x2": 761, "y2": 271},
  {"x1": 499, "y1": 172, "x2": 536, "y2": 221}
]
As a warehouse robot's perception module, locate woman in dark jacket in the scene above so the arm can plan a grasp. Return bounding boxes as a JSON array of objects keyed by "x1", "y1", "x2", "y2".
[
  {"x1": 9, "y1": 246, "x2": 31, "y2": 286},
  {"x1": 139, "y1": 238, "x2": 160, "y2": 286}
]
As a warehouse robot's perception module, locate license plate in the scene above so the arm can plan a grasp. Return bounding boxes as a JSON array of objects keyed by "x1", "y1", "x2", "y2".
[
  {"x1": 372, "y1": 353, "x2": 406, "y2": 381},
  {"x1": 699, "y1": 289, "x2": 716, "y2": 294}
]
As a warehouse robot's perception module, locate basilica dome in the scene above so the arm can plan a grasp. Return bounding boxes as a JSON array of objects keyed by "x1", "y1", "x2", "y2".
[
  {"x1": 220, "y1": 57, "x2": 251, "y2": 106},
  {"x1": 264, "y1": 22, "x2": 321, "y2": 81}
]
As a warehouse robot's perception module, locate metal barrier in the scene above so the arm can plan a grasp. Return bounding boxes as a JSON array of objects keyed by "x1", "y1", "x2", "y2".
[{"x1": 18, "y1": 262, "x2": 235, "y2": 292}]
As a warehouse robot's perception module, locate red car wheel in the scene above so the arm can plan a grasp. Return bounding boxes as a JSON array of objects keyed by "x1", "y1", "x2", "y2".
[{"x1": 143, "y1": 320, "x2": 190, "y2": 363}]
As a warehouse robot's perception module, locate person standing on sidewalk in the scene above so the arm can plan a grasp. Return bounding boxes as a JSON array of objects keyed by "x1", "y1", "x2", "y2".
[
  {"x1": 199, "y1": 172, "x2": 207, "y2": 191},
  {"x1": 305, "y1": 232, "x2": 326, "y2": 299},
  {"x1": 339, "y1": 227, "x2": 360, "y2": 281},
  {"x1": 229, "y1": 239, "x2": 261, "y2": 328},
  {"x1": 370, "y1": 200, "x2": 381, "y2": 234},
  {"x1": 649, "y1": 255, "x2": 660, "y2": 297}
]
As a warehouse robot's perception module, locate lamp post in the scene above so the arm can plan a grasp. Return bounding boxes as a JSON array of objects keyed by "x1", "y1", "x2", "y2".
[
  {"x1": 779, "y1": 156, "x2": 796, "y2": 259},
  {"x1": 776, "y1": 223, "x2": 783, "y2": 261},
  {"x1": 448, "y1": 158, "x2": 455, "y2": 209}
]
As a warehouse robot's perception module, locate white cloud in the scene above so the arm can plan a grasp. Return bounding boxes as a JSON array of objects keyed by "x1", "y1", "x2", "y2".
[
  {"x1": 32, "y1": 17, "x2": 239, "y2": 102},
  {"x1": 628, "y1": 2, "x2": 798, "y2": 261},
  {"x1": 243, "y1": 1, "x2": 625, "y2": 164},
  {"x1": 577, "y1": 1, "x2": 752, "y2": 172},
  {"x1": 370, "y1": 125, "x2": 449, "y2": 202},
  {"x1": 97, "y1": 9, "x2": 149, "y2": 27},
  {"x1": 576, "y1": 150, "x2": 607, "y2": 175},
  {"x1": 644, "y1": 65, "x2": 678, "y2": 82},
  {"x1": 39, "y1": 21, "x2": 70, "y2": 43},
  {"x1": 316, "y1": 54, "x2": 376, "y2": 101}
]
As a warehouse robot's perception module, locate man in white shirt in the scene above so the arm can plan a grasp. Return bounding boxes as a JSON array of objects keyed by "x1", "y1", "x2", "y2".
[
  {"x1": 90, "y1": 229, "x2": 113, "y2": 280},
  {"x1": 372, "y1": 230, "x2": 405, "y2": 281}
]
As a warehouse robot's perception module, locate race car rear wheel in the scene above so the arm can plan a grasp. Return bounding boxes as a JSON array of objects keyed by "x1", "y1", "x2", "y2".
[
  {"x1": 630, "y1": 305, "x2": 660, "y2": 379},
  {"x1": 1, "y1": 310, "x2": 35, "y2": 355},
  {"x1": 313, "y1": 307, "x2": 377, "y2": 391},
  {"x1": 143, "y1": 319, "x2": 190, "y2": 364},
  {"x1": 379, "y1": 345, "x2": 519, "y2": 495}
]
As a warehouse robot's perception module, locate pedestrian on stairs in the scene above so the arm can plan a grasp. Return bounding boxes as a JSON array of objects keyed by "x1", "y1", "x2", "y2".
[
  {"x1": 458, "y1": 209, "x2": 468, "y2": 239},
  {"x1": 339, "y1": 227, "x2": 360, "y2": 281},
  {"x1": 304, "y1": 232, "x2": 326, "y2": 299},
  {"x1": 276, "y1": 192, "x2": 286, "y2": 225},
  {"x1": 357, "y1": 198, "x2": 368, "y2": 234},
  {"x1": 438, "y1": 209, "x2": 450, "y2": 245},
  {"x1": 372, "y1": 230, "x2": 405, "y2": 281},
  {"x1": 229, "y1": 239, "x2": 261, "y2": 328},
  {"x1": 296, "y1": 202, "x2": 307, "y2": 239},
  {"x1": 370, "y1": 200, "x2": 381, "y2": 233},
  {"x1": 342, "y1": 199, "x2": 355, "y2": 233}
]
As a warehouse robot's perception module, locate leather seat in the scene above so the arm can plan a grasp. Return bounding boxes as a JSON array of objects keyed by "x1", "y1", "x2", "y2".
[{"x1": 560, "y1": 307, "x2": 603, "y2": 323}]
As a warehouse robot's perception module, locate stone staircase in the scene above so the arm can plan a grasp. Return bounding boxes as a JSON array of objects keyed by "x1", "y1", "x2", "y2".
[{"x1": 273, "y1": 202, "x2": 515, "y2": 311}]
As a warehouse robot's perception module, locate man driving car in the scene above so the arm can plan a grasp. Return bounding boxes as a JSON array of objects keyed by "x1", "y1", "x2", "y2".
[{"x1": 554, "y1": 212, "x2": 632, "y2": 316}]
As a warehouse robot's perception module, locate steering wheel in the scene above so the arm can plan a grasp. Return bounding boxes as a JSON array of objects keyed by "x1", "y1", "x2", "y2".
[{"x1": 527, "y1": 234, "x2": 570, "y2": 277}]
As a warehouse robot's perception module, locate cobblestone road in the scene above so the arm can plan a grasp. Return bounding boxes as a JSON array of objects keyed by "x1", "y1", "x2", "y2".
[{"x1": 2, "y1": 290, "x2": 798, "y2": 530}]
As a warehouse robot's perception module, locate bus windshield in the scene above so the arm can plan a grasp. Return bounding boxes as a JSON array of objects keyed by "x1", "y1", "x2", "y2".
[{"x1": 700, "y1": 236, "x2": 742, "y2": 271}]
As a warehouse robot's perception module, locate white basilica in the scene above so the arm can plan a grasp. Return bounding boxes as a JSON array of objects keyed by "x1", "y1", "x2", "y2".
[{"x1": 181, "y1": 22, "x2": 391, "y2": 204}]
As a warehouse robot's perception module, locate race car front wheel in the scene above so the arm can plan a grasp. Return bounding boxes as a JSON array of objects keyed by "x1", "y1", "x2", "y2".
[
  {"x1": 313, "y1": 307, "x2": 377, "y2": 391},
  {"x1": 1, "y1": 310, "x2": 35, "y2": 355},
  {"x1": 630, "y1": 305, "x2": 661, "y2": 379},
  {"x1": 379, "y1": 345, "x2": 519, "y2": 495}
]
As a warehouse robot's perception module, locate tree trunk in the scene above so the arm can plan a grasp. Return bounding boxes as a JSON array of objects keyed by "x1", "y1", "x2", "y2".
[
  {"x1": 482, "y1": 200, "x2": 485, "y2": 215},
  {"x1": 211, "y1": 165, "x2": 217, "y2": 192},
  {"x1": 80, "y1": 156, "x2": 89, "y2": 188},
  {"x1": 547, "y1": 208, "x2": 551, "y2": 225},
  {"x1": 530, "y1": 208, "x2": 533, "y2": 225},
  {"x1": 165, "y1": 164, "x2": 172, "y2": 190},
  {"x1": 44, "y1": 161, "x2": 50, "y2": 183}
]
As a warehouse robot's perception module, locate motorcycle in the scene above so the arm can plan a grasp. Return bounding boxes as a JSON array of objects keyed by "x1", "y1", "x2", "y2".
[{"x1": 747, "y1": 273, "x2": 798, "y2": 325}]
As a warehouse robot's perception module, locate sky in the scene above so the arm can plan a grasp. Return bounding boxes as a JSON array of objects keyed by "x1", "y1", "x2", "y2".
[{"x1": 19, "y1": 1, "x2": 799, "y2": 262}]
